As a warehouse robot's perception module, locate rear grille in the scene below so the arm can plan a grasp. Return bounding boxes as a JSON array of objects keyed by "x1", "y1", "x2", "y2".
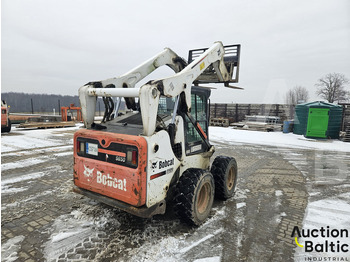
[{"x1": 172, "y1": 143, "x2": 182, "y2": 159}]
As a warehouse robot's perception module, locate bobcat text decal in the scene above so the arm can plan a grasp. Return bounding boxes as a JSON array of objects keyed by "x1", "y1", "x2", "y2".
[
  {"x1": 96, "y1": 171, "x2": 126, "y2": 191},
  {"x1": 159, "y1": 158, "x2": 174, "y2": 169},
  {"x1": 83, "y1": 165, "x2": 126, "y2": 191}
]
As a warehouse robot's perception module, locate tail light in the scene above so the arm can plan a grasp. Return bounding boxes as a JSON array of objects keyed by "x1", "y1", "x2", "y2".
[
  {"x1": 77, "y1": 140, "x2": 80, "y2": 153},
  {"x1": 132, "y1": 150, "x2": 137, "y2": 165},
  {"x1": 127, "y1": 149, "x2": 138, "y2": 166},
  {"x1": 77, "y1": 140, "x2": 85, "y2": 153}
]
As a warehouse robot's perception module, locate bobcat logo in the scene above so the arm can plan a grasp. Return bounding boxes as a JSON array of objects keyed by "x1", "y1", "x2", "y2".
[
  {"x1": 83, "y1": 165, "x2": 94, "y2": 181},
  {"x1": 151, "y1": 161, "x2": 158, "y2": 169}
]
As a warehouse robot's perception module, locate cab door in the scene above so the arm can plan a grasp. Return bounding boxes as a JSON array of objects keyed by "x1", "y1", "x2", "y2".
[{"x1": 183, "y1": 87, "x2": 211, "y2": 155}]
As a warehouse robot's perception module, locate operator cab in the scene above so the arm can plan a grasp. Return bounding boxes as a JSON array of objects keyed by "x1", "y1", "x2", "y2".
[
  {"x1": 146, "y1": 86, "x2": 211, "y2": 156},
  {"x1": 92, "y1": 86, "x2": 211, "y2": 158}
]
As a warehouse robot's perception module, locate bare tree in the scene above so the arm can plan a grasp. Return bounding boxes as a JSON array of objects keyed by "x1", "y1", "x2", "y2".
[
  {"x1": 315, "y1": 73, "x2": 349, "y2": 103},
  {"x1": 294, "y1": 86, "x2": 309, "y2": 104},
  {"x1": 285, "y1": 85, "x2": 309, "y2": 105},
  {"x1": 285, "y1": 89, "x2": 295, "y2": 105}
]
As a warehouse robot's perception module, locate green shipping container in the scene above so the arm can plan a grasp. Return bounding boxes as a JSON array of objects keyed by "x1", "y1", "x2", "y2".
[{"x1": 293, "y1": 101, "x2": 343, "y2": 139}]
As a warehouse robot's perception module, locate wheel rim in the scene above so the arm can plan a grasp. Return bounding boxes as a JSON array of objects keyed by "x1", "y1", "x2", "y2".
[
  {"x1": 227, "y1": 167, "x2": 236, "y2": 191},
  {"x1": 197, "y1": 182, "x2": 211, "y2": 214}
]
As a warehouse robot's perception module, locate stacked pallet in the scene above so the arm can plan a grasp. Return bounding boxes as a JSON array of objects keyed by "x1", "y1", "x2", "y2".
[
  {"x1": 344, "y1": 123, "x2": 350, "y2": 142},
  {"x1": 210, "y1": 118, "x2": 229, "y2": 127},
  {"x1": 17, "y1": 115, "x2": 75, "y2": 129},
  {"x1": 18, "y1": 121, "x2": 75, "y2": 129}
]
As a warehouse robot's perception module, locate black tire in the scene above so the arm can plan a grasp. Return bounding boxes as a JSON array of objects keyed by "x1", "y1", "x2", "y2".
[
  {"x1": 2, "y1": 119, "x2": 11, "y2": 133},
  {"x1": 211, "y1": 156, "x2": 238, "y2": 200},
  {"x1": 174, "y1": 169, "x2": 215, "y2": 226}
]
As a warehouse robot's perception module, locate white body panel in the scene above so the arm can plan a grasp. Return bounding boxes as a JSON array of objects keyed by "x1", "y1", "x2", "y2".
[
  {"x1": 144, "y1": 130, "x2": 180, "y2": 206},
  {"x1": 144, "y1": 116, "x2": 210, "y2": 207}
]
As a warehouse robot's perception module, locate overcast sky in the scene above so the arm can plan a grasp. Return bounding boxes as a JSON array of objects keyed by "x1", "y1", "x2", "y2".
[{"x1": 1, "y1": 0, "x2": 350, "y2": 103}]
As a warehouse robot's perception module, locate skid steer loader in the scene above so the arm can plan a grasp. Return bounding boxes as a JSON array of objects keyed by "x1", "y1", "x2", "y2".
[
  {"x1": 73, "y1": 41, "x2": 241, "y2": 225},
  {"x1": 1, "y1": 100, "x2": 11, "y2": 133}
]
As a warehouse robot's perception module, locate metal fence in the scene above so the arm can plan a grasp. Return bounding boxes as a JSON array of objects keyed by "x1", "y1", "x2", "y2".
[{"x1": 209, "y1": 103, "x2": 294, "y2": 123}]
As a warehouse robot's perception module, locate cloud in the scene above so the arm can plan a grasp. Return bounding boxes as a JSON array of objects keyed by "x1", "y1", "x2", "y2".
[{"x1": 2, "y1": 0, "x2": 350, "y2": 103}]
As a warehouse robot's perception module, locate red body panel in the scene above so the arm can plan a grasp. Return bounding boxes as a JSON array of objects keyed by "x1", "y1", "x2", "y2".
[
  {"x1": 1, "y1": 106, "x2": 8, "y2": 127},
  {"x1": 73, "y1": 129, "x2": 147, "y2": 207}
]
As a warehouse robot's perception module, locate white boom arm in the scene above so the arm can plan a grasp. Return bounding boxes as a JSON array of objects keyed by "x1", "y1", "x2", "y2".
[
  {"x1": 79, "y1": 47, "x2": 186, "y2": 127},
  {"x1": 79, "y1": 41, "x2": 235, "y2": 136}
]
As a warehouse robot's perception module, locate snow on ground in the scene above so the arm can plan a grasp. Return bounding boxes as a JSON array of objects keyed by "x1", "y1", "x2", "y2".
[
  {"x1": 1, "y1": 166, "x2": 62, "y2": 211},
  {"x1": 127, "y1": 206, "x2": 227, "y2": 261},
  {"x1": 1, "y1": 171, "x2": 47, "y2": 194},
  {"x1": 1, "y1": 125, "x2": 79, "y2": 153},
  {"x1": 1, "y1": 145, "x2": 72, "y2": 157},
  {"x1": 44, "y1": 207, "x2": 119, "y2": 261},
  {"x1": 193, "y1": 256, "x2": 221, "y2": 262},
  {"x1": 1, "y1": 235, "x2": 25, "y2": 262},
  {"x1": 1, "y1": 157, "x2": 50, "y2": 171},
  {"x1": 210, "y1": 127, "x2": 350, "y2": 152},
  {"x1": 179, "y1": 228, "x2": 224, "y2": 254}
]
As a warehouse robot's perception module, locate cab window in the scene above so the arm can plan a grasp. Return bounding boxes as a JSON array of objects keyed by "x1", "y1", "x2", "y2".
[{"x1": 184, "y1": 93, "x2": 209, "y2": 154}]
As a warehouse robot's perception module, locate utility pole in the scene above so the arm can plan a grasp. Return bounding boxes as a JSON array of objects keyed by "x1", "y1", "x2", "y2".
[{"x1": 31, "y1": 98, "x2": 34, "y2": 114}]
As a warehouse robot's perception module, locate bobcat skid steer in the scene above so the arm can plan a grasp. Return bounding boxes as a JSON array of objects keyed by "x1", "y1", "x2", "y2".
[
  {"x1": 73, "y1": 41, "x2": 241, "y2": 226},
  {"x1": 1, "y1": 100, "x2": 11, "y2": 133}
]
